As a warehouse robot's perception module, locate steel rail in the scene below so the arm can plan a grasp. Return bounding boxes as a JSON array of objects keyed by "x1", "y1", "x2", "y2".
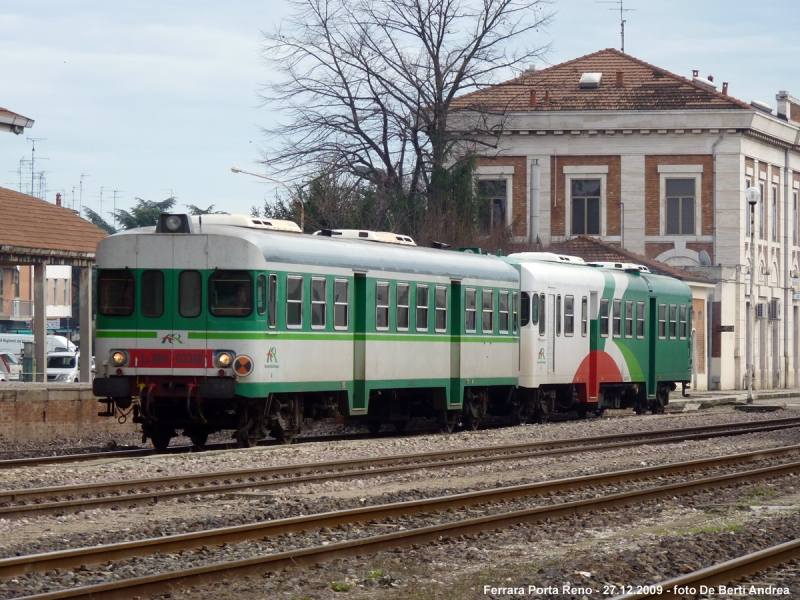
[
  {"x1": 1, "y1": 420, "x2": 799, "y2": 519},
  {"x1": 2, "y1": 444, "x2": 800, "y2": 579},
  {"x1": 610, "y1": 538, "x2": 800, "y2": 599},
  {"x1": 10, "y1": 456, "x2": 800, "y2": 600}
]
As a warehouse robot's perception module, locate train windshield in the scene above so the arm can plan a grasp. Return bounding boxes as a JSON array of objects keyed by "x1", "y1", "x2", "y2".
[
  {"x1": 98, "y1": 270, "x2": 135, "y2": 316},
  {"x1": 209, "y1": 271, "x2": 253, "y2": 317}
]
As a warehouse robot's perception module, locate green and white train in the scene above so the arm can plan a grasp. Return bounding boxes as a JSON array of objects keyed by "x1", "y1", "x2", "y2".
[{"x1": 93, "y1": 213, "x2": 692, "y2": 449}]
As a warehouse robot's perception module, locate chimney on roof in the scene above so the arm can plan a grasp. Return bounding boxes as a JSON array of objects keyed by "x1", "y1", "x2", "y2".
[
  {"x1": 616, "y1": 70, "x2": 623, "y2": 87},
  {"x1": 707, "y1": 75, "x2": 714, "y2": 82},
  {"x1": 722, "y1": 82, "x2": 729, "y2": 95},
  {"x1": 692, "y1": 70, "x2": 699, "y2": 77},
  {"x1": 529, "y1": 90, "x2": 537, "y2": 106},
  {"x1": 55, "y1": 192, "x2": 62, "y2": 207}
]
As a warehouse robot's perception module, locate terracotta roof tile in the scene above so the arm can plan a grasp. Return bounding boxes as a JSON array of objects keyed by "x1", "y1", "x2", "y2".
[
  {"x1": 0, "y1": 107, "x2": 34, "y2": 126},
  {"x1": 451, "y1": 48, "x2": 751, "y2": 113},
  {"x1": 0, "y1": 187, "x2": 107, "y2": 255},
  {"x1": 544, "y1": 235, "x2": 713, "y2": 282}
]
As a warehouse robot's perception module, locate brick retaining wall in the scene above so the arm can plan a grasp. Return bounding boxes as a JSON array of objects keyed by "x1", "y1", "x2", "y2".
[{"x1": 0, "y1": 384, "x2": 138, "y2": 443}]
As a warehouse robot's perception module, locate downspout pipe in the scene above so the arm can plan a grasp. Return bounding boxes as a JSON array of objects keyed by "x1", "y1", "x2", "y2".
[
  {"x1": 785, "y1": 144, "x2": 793, "y2": 387},
  {"x1": 711, "y1": 130, "x2": 725, "y2": 265}
]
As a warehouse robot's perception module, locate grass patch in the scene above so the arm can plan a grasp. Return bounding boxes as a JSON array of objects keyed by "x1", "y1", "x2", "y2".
[
  {"x1": 331, "y1": 581, "x2": 354, "y2": 592},
  {"x1": 366, "y1": 568, "x2": 384, "y2": 579}
]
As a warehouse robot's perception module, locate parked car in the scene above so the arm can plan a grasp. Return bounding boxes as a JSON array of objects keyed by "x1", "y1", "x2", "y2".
[
  {"x1": 46, "y1": 352, "x2": 95, "y2": 383},
  {"x1": 0, "y1": 352, "x2": 22, "y2": 381}
]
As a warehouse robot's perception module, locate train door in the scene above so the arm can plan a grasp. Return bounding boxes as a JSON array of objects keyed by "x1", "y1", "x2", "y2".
[
  {"x1": 449, "y1": 280, "x2": 463, "y2": 409},
  {"x1": 136, "y1": 234, "x2": 174, "y2": 374},
  {"x1": 588, "y1": 292, "x2": 598, "y2": 402},
  {"x1": 352, "y1": 272, "x2": 367, "y2": 413},
  {"x1": 647, "y1": 297, "x2": 657, "y2": 399},
  {"x1": 171, "y1": 235, "x2": 208, "y2": 376},
  {"x1": 547, "y1": 293, "x2": 556, "y2": 373}
]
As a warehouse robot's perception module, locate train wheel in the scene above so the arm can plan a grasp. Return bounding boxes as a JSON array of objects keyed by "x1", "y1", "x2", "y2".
[
  {"x1": 271, "y1": 427, "x2": 295, "y2": 445},
  {"x1": 516, "y1": 398, "x2": 533, "y2": 425},
  {"x1": 440, "y1": 410, "x2": 459, "y2": 433},
  {"x1": 187, "y1": 428, "x2": 208, "y2": 448},
  {"x1": 236, "y1": 429, "x2": 258, "y2": 448},
  {"x1": 463, "y1": 390, "x2": 484, "y2": 431},
  {"x1": 533, "y1": 394, "x2": 549, "y2": 425},
  {"x1": 367, "y1": 421, "x2": 381, "y2": 435},
  {"x1": 150, "y1": 428, "x2": 173, "y2": 452}
]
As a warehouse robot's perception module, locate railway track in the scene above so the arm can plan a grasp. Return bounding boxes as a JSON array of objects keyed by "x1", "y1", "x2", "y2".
[
  {"x1": 4, "y1": 446, "x2": 800, "y2": 599},
  {"x1": 2, "y1": 418, "x2": 799, "y2": 519}
]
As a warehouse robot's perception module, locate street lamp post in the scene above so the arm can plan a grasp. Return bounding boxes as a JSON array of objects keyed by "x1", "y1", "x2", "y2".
[
  {"x1": 231, "y1": 167, "x2": 305, "y2": 232},
  {"x1": 745, "y1": 186, "x2": 761, "y2": 404}
]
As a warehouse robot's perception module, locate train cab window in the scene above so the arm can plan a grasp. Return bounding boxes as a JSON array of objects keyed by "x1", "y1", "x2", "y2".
[
  {"x1": 179, "y1": 271, "x2": 202, "y2": 318},
  {"x1": 435, "y1": 286, "x2": 447, "y2": 332},
  {"x1": 334, "y1": 279, "x2": 349, "y2": 329},
  {"x1": 555, "y1": 294, "x2": 561, "y2": 336},
  {"x1": 286, "y1": 275, "x2": 303, "y2": 328},
  {"x1": 416, "y1": 284, "x2": 429, "y2": 331},
  {"x1": 397, "y1": 283, "x2": 410, "y2": 331},
  {"x1": 658, "y1": 303, "x2": 667, "y2": 339},
  {"x1": 210, "y1": 271, "x2": 253, "y2": 317},
  {"x1": 311, "y1": 277, "x2": 327, "y2": 329},
  {"x1": 465, "y1": 288, "x2": 477, "y2": 333},
  {"x1": 538, "y1": 294, "x2": 546, "y2": 336},
  {"x1": 624, "y1": 300, "x2": 633, "y2": 338},
  {"x1": 482, "y1": 289, "x2": 494, "y2": 333},
  {"x1": 520, "y1": 292, "x2": 530, "y2": 326},
  {"x1": 530, "y1": 293, "x2": 538, "y2": 325},
  {"x1": 636, "y1": 301, "x2": 645, "y2": 338},
  {"x1": 612, "y1": 299, "x2": 621, "y2": 338},
  {"x1": 669, "y1": 304, "x2": 677, "y2": 339},
  {"x1": 256, "y1": 274, "x2": 267, "y2": 316},
  {"x1": 499, "y1": 291, "x2": 510, "y2": 333},
  {"x1": 376, "y1": 281, "x2": 390, "y2": 330},
  {"x1": 564, "y1": 295, "x2": 574, "y2": 336},
  {"x1": 581, "y1": 297, "x2": 588, "y2": 337},
  {"x1": 268, "y1": 274, "x2": 278, "y2": 328},
  {"x1": 599, "y1": 298, "x2": 609, "y2": 337},
  {"x1": 512, "y1": 291, "x2": 519, "y2": 333},
  {"x1": 141, "y1": 270, "x2": 164, "y2": 318},
  {"x1": 98, "y1": 269, "x2": 135, "y2": 316},
  {"x1": 679, "y1": 305, "x2": 688, "y2": 339}
]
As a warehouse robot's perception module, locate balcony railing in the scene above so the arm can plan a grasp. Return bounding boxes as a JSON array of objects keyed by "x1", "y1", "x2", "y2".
[{"x1": 0, "y1": 299, "x2": 34, "y2": 319}]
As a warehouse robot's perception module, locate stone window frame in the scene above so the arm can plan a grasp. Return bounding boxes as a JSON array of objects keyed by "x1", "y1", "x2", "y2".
[
  {"x1": 475, "y1": 166, "x2": 514, "y2": 230},
  {"x1": 658, "y1": 165, "x2": 702, "y2": 237},
  {"x1": 563, "y1": 166, "x2": 608, "y2": 238}
]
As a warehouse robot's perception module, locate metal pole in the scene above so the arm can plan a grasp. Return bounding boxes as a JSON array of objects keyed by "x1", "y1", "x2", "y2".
[{"x1": 747, "y1": 203, "x2": 755, "y2": 403}]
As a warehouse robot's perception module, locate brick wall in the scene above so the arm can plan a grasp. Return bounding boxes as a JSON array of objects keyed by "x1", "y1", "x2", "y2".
[
  {"x1": 476, "y1": 156, "x2": 528, "y2": 237},
  {"x1": 645, "y1": 242, "x2": 674, "y2": 260},
  {"x1": 686, "y1": 242, "x2": 713, "y2": 260},
  {"x1": 0, "y1": 384, "x2": 137, "y2": 443},
  {"x1": 549, "y1": 155, "x2": 621, "y2": 237},
  {"x1": 644, "y1": 155, "x2": 714, "y2": 238},
  {"x1": 692, "y1": 297, "x2": 706, "y2": 374}
]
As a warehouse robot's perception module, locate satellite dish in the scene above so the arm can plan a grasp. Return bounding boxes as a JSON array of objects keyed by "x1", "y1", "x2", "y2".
[{"x1": 698, "y1": 250, "x2": 711, "y2": 266}]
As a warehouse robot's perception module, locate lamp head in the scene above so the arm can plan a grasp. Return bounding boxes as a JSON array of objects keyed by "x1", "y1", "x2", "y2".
[{"x1": 745, "y1": 186, "x2": 760, "y2": 206}]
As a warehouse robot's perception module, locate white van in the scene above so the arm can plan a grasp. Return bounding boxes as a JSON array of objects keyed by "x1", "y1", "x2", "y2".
[{"x1": 0, "y1": 334, "x2": 77, "y2": 359}]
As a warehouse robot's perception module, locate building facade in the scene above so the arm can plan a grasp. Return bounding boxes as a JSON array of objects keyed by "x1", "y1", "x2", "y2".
[{"x1": 452, "y1": 49, "x2": 800, "y2": 390}]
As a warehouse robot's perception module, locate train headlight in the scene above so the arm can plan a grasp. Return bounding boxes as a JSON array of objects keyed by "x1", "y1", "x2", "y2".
[
  {"x1": 213, "y1": 350, "x2": 235, "y2": 369},
  {"x1": 110, "y1": 350, "x2": 129, "y2": 367},
  {"x1": 165, "y1": 215, "x2": 183, "y2": 231}
]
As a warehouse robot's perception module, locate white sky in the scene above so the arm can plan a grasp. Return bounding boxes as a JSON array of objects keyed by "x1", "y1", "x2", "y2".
[{"x1": 0, "y1": 0, "x2": 797, "y2": 223}]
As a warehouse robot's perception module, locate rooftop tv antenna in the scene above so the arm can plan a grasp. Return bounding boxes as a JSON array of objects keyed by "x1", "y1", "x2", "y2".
[
  {"x1": 26, "y1": 137, "x2": 47, "y2": 197},
  {"x1": 112, "y1": 189, "x2": 125, "y2": 230},
  {"x1": 79, "y1": 173, "x2": 90, "y2": 215},
  {"x1": 596, "y1": 0, "x2": 635, "y2": 53}
]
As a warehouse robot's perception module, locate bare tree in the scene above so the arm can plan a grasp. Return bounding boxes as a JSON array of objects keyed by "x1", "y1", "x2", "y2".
[{"x1": 260, "y1": 0, "x2": 552, "y2": 215}]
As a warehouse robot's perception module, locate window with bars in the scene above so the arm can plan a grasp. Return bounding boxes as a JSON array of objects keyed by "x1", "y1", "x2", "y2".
[
  {"x1": 665, "y1": 179, "x2": 695, "y2": 235},
  {"x1": 571, "y1": 179, "x2": 601, "y2": 235},
  {"x1": 477, "y1": 180, "x2": 507, "y2": 231}
]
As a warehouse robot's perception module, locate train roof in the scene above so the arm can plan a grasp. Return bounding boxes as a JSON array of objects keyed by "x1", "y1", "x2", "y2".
[{"x1": 109, "y1": 218, "x2": 519, "y2": 283}]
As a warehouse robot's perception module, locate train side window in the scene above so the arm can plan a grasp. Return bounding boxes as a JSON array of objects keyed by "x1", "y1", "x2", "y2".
[
  {"x1": 286, "y1": 275, "x2": 303, "y2": 327},
  {"x1": 555, "y1": 294, "x2": 561, "y2": 336},
  {"x1": 658, "y1": 303, "x2": 667, "y2": 339},
  {"x1": 564, "y1": 295, "x2": 574, "y2": 336},
  {"x1": 416, "y1": 284, "x2": 429, "y2": 331},
  {"x1": 376, "y1": 281, "x2": 390, "y2": 330},
  {"x1": 669, "y1": 303, "x2": 677, "y2": 339},
  {"x1": 397, "y1": 282, "x2": 410, "y2": 331},
  {"x1": 435, "y1": 286, "x2": 447, "y2": 332},
  {"x1": 98, "y1": 269, "x2": 135, "y2": 316},
  {"x1": 209, "y1": 271, "x2": 253, "y2": 317},
  {"x1": 482, "y1": 289, "x2": 494, "y2": 333},
  {"x1": 679, "y1": 304, "x2": 687, "y2": 339},
  {"x1": 612, "y1": 299, "x2": 621, "y2": 338},
  {"x1": 268, "y1": 274, "x2": 278, "y2": 328},
  {"x1": 256, "y1": 274, "x2": 267, "y2": 316},
  {"x1": 499, "y1": 290, "x2": 510, "y2": 333},
  {"x1": 531, "y1": 293, "x2": 538, "y2": 325},
  {"x1": 624, "y1": 300, "x2": 633, "y2": 338},
  {"x1": 334, "y1": 279, "x2": 349, "y2": 330},
  {"x1": 581, "y1": 296, "x2": 587, "y2": 337},
  {"x1": 179, "y1": 271, "x2": 202, "y2": 318},
  {"x1": 311, "y1": 277, "x2": 327, "y2": 329},
  {"x1": 520, "y1": 292, "x2": 530, "y2": 327},
  {"x1": 512, "y1": 291, "x2": 519, "y2": 333},
  {"x1": 636, "y1": 301, "x2": 645, "y2": 338},
  {"x1": 141, "y1": 270, "x2": 164, "y2": 318},
  {"x1": 599, "y1": 298, "x2": 609, "y2": 337},
  {"x1": 465, "y1": 288, "x2": 477, "y2": 333},
  {"x1": 538, "y1": 294, "x2": 546, "y2": 336}
]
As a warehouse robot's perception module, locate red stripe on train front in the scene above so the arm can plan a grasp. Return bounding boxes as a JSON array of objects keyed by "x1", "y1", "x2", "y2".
[{"x1": 128, "y1": 349, "x2": 215, "y2": 369}]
